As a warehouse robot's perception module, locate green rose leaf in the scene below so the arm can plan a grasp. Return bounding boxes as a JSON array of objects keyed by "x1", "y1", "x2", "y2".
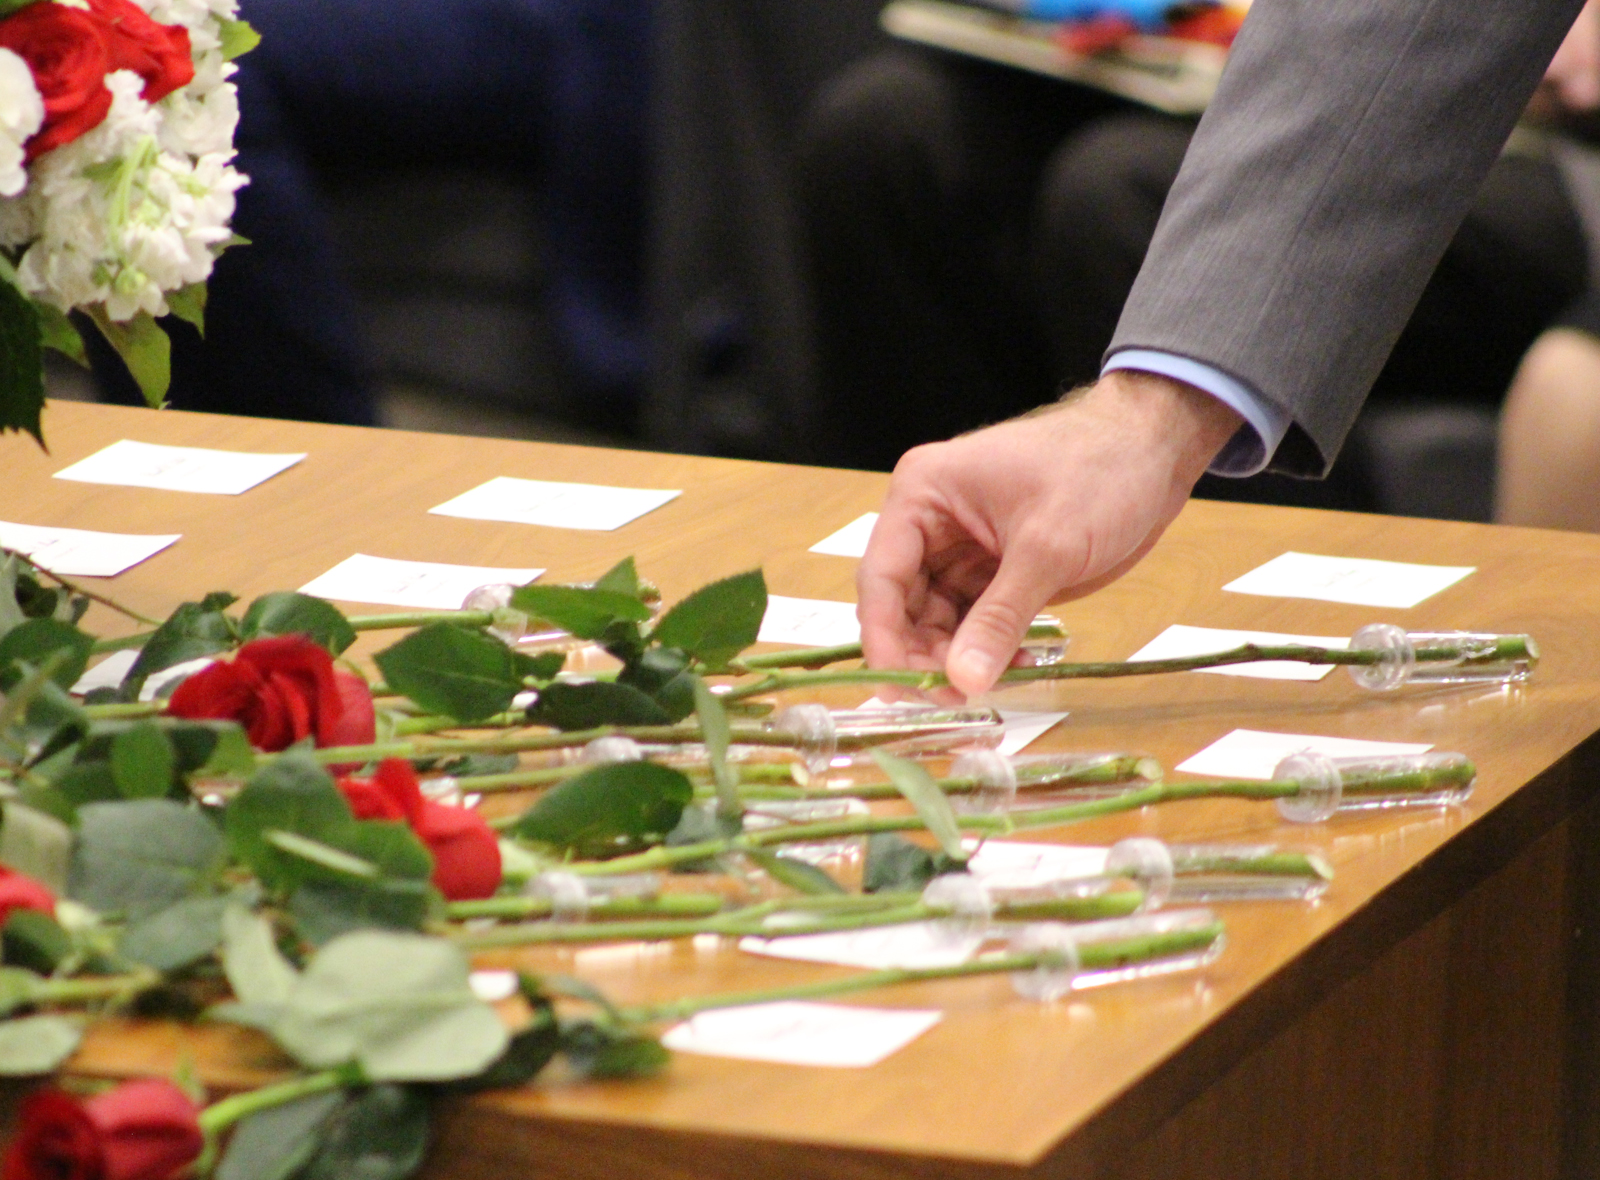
[
  {"x1": 742, "y1": 848, "x2": 845, "y2": 895},
  {"x1": 0, "y1": 273, "x2": 44, "y2": 446},
  {"x1": 216, "y1": 16, "x2": 261, "y2": 59},
  {"x1": 516, "y1": 649, "x2": 566, "y2": 682},
  {"x1": 278, "y1": 821, "x2": 434, "y2": 944},
  {"x1": 872, "y1": 750, "x2": 968, "y2": 865},
  {"x1": 0, "y1": 799, "x2": 72, "y2": 893},
  {"x1": 689, "y1": 675, "x2": 740, "y2": 819},
  {"x1": 0, "y1": 968, "x2": 44, "y2": 1017},
  {"x1": 508, "y1": 583, "x2": 651, "y2": 641},
  {"x1": 559, "y1": 1021, "x2": 670, "y2": 1080},
  {"x1": 648, "y1": 569, "x2": 767, "y2": 671},
  {"x1": 165, "y1": 282, "x2": 207, "y2": 336},
  {"x1": 34, "y1": 300, "x2": 87, "y2": 366},
  {"x1": 2, "y1": 909, "x2": 72, "y2": 974},
  {"x1": 297, "y1": 1085, "x2": 429, "y2": 1180},
  {"x1": 524, "y1": 680, "x2": 672, "y2": 731},
  {"x1": 216, "y1": 1090, "x2": 343, "y2": 1180},
  {"x1": 268, "y1": 930, "x2": 508, "y2": 1081},
  {"x1": 125, "y1": 592, "x2": 238, "y2": 695},
  {"x1": 69, "y1": 799, "x2": 225, "y2": 919},
  {"x1": 49, "y1": 761, "x2": 120, "y2": 813},
  {"x1": 863, "y1": 832, "x2": 964, "y2": 893},
  {"x1": 0, "y1": 1015, "x2": 82, "y2": 1076},
  {"x1": 119, "y1": 894, "x2": 228, "y2": 971},
  {"x1": 616, "y1": 646, "x2": 695, "y2": 722},
  {"x1": 592, "y1": 555, "x2": 644, "y2": 598},
  {"x1": 225, "y1": 754, "x2": 352, "y2": 891},
  {"x1": 513, "y1": 761, "x2": 693, "y2": 854},
  {"x1": 442, "y1": 1004, "x2": 561, "y2": 1092},
  {"x1": 87, "y1": 309, "x2": 170, "y2": 409},
  {"x1": 240, "y1": 592, "x2": 356, "y2": 656},
  {"x1": 0, "y1": 556, "x2": 29, "y2": 636},
  {"x1": 373, "y1": 622, "x2": 523, "y2": 722},
  {"x1": 111, "y1": 721, "x2": 177, "y2": 800},
  {"x1": 0, "y1": 619, "x2": 93, "y2": 692},
  {"x1": 220, "y1": 905, "x2": 299, "y2": 1006}
]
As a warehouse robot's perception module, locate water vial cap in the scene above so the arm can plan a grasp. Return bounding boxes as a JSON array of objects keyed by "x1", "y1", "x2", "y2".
[
  {"x1": 950, "y1": 748, "x2": 1018, "y2": 814},
  {"x1": 1273, "y1": 750, "x2": 1343, "y2": 823},
  {"x1": 1348, "y1": 622, "x2": 1414, "y2": 692},
  {"x1": 921, "y1": 872, "x2": 995, "y2": 937},
  {"x1": 773, "y1": 703, "x2": 838, "y2": 775},
  {"x1": 529, "y1": 870, "x2": 591, "y2": 921},
  {"x1": 582, "y1": 736, "x2": 645, "y2": 764},
  {"x1": 1008, "y1": 923, "x2": 1083, "y2": 1001},
  {"x1": 1105, "y1": 837, "x2": 1174, "y2": 912}
]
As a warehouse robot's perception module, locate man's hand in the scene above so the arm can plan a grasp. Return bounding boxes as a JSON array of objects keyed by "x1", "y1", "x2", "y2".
[{"x1": 856, "y1": 371, "x2": 1242, "y2": 697}]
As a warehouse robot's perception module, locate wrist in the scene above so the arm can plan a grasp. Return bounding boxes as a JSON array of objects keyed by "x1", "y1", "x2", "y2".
[{"x1": 1084, "y1": 370, "x2": 1244, "y2": 479}]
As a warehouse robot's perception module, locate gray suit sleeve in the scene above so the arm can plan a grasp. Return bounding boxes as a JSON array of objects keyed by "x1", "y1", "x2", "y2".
[{"x1": 1107, "y1": 0, "x2": 1586, "y2": 476}]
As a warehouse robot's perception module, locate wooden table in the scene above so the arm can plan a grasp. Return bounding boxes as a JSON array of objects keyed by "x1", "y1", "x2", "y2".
[{"x1": 9, "y1": 400, "x2": 1600, "y2": 1180}]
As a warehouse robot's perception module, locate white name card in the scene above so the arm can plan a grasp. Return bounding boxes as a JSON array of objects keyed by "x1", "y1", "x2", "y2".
[
  {"x1": 1177, "y1": 728, "x2": 1434, "y2": 780},
  {"x1": 1127, "y1": 624, "x2": 1349, "y2": 681},
  {"x1": 758, "y1": 595, "x2": 861, "y2": 647},
  {"x1": 662, "y1": 1001, "x2": 942, "y2": 1068},
  {"x1": 0, "y1": 521, "x2": 179, "y2": 577},
  {"x1": 429, "y1": 476, "x2": 680, "y2": 531},
  {"x1": 53, "y1": 440, "x2": 304, "y2": 495},
  {"x1": 298, "y1": 554, "x2": 543, "y2": 610},
  {"x1": 809, "y1": 513, "x2": 878, "y2": 558},
  {"x1": 1222, "y1": 551, "x2": 1473, "y2": 609}
]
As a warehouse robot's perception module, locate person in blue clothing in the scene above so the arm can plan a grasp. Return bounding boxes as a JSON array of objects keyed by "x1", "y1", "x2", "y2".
[{"x1": 91, "y1": 0, "x2": 652, "y2": 430}]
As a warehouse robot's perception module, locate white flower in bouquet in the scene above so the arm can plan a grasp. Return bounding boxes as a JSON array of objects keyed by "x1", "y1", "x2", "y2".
[{"x1": 0, "y1": 48, "x2": 42, "y2": 198}]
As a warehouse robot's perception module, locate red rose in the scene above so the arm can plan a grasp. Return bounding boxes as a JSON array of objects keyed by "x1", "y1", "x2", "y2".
[
  {"x1": 167, "y1": 635, "x2": 376, "y2": 754},
  {"x1": 0, "y1": 3, "x2": 113, "y2": 160},
  {"x1": 86, "y1": 0, "x2": 192, "y2": 102},
  {"x1": 0, "y1": 867, "x2": 55, "y2": 927},
  {"x1": 0, "y1": 0, "x2": 193, "y2": 161},
  {"x1": 3, "y1": 1079, "x2": 203, "y2": 1180},
  {"x1": 338, "y1": 759, "x2": 502, "y2": 901}
]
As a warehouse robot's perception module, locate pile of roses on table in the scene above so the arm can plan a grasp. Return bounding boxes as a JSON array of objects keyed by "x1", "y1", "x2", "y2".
[{"x1": 1, "y1": 637, "x2": 503, "y2": 1180}]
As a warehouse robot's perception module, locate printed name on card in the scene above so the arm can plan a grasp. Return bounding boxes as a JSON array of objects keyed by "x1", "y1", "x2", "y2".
[
  {"x1": 52, "y1": 440, "x2": 305, "y2": 495},
  {"x1": 0, "y1": 521, "x2": 179, "y2": 577},
  {"x1": 428, "y1": 476, "x2": 681, "y2": 531},
  {"x1": 298, "y1": 554, "x2": 544, "y2": 611},
  {"x1": 1222, "y1": 551, "x2": 1474, "y2": 609}
]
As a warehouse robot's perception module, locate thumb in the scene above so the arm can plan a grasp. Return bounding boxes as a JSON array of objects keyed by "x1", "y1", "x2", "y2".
[{"x1": 944, "y1": 550, "x2": 1058, "y2": 697}]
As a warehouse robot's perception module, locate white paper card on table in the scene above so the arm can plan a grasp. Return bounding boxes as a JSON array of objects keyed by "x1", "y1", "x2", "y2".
[
  {"x1": 1176, "y1": 728, "x2": 1434, "y2": 781},
  {"x1": 0, "y1": 521, "x2": 179, "y2": 577},
  {"x1": 758, "y1": 595, "x2": 861, "y2": 647},
  {"x1": 70, "y1": 651, "x2": 216, "y2": 701},
  {"x1": 1127, "y1": 624, "x2": 1349, "y2": 682},
  {"x1": 1222, "y1": 551, "x2": 1474, "y2": 609},
  {"x1": 859, "y1": 696, "x2": 1067, "y2": 756},
  {"x1": 298, "y1": 554, "x2": 544, "y2": 610},
  {"x1": 52, "y1": 440, "x2": 305, "y2": 495},
  {"x1": 661, "y1": 1001, "x2": 941, "y2": 1068},
  {"x1": 964, "y1": 840, "x2": 1109, "y2": 888},
  {"x1": 809, "y1": 512, "x2": 878, "y2": 558},
  {"x1": 427, "y1": 476, "x2": 680, "y2": 531},
  {"x1": 741, "y1": 922, "x2": 982, "y2": 971}
]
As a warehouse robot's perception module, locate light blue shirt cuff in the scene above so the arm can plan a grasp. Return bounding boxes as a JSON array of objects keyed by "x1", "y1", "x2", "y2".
[{"x1": 1102, "y1": 349, "x2": 1291, "y2": 477}]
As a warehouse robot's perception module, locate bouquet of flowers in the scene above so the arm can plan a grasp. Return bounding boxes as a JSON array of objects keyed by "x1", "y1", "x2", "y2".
[{"x1": 0, "y1": 0, "x2": 255, "y2": 447}]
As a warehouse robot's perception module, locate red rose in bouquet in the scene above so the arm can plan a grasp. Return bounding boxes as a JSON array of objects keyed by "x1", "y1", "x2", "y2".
[
  {"x1": 0, "y1": 0, "x2": 193, "y2": 160},
  {"x1": 167, "y1": 635, "x2": 375, "y2": 754},
  {"x1": 0, "y1": 866, "x2": 55, "y2": 926},
  {"x1": 0, "y1": 2, "x2": 113, "y2": 159},
  {"x1": 89, "y1": 0, "x2": 193, "y2": 102},
  {"x1": 338, "y1": 759, "x2": 502, "y2": 901},
  {"x1": 2, "y1": 1079, "x2": 203, "y2": 1180}
]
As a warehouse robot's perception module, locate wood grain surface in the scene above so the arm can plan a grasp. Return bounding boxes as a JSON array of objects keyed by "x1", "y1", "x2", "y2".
[{"x1": 10, "y1": 401, "x2": 1600, "y2": 1179}]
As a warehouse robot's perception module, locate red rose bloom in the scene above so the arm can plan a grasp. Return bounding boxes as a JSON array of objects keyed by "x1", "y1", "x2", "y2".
[
  {"x1": 166, "y1": 635, "x2": 376, "y2": 754},
  {"x1": 3, "y1": 1079, "x2": 203, "y2": 1180},
  {"x1": 0, "y1": 0, "x2": 193, "y2": 160},
  {"x1": 88, "y1": 0, "x2": 193, "y2": 102},
  {"x1": 338, "y1": 759, "x2": 502, "y2": 901},
  {"x1": 0, "y1": 867, "x2": 55, "y2": 927},
  {"x1": 0, "y1": 3, "x2": 113, "y2": 160}
]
